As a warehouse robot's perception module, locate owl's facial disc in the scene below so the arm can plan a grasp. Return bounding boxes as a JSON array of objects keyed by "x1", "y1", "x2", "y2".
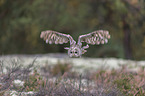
[{"x1": 68, "y1": 47, "x2": 81, "y2": 57}]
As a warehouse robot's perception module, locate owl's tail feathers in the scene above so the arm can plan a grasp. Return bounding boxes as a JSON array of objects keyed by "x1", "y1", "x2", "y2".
[{"x1": 64, "y1": 47, "x2": 69, "y2": 50}]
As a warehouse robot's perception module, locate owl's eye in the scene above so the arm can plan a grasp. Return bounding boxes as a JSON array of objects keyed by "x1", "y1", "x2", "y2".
[
  {"x1": 75, "y1": 51, "x2": 78, "y2": 54},
  {"x1": 70, "y1": 51, "x2": 73, "y2": 53}
]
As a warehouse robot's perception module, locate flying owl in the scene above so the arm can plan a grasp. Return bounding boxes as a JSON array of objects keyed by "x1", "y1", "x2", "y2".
[{"x1": 40, "y1": 30, "x2": 110, "y2": 57}]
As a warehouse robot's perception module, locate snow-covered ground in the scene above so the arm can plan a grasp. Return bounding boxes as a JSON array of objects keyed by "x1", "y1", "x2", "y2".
[{"x1": 0, "y1": 53, "x2": 145, "y2": 73}]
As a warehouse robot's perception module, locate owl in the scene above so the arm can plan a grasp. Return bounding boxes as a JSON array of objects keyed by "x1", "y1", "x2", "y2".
[{"x1": 40, "y1": 30, "x2": 110, "y2": 57}]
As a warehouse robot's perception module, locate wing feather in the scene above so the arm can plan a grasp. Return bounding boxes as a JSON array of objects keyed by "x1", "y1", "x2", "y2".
[
  {"x1": 78, "y1": 30, "x2": 110, "y2": 45},
  {"x1": 40, "y1": 30, "x2": 74, "y2": 45}
]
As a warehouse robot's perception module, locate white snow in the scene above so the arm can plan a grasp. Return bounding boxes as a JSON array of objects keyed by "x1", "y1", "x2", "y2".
[
  {"x1": 0, "y1": 54, "x2": 145, "y2": 73},
  {"x1": 13, "y1": 80, "x2": 24, "y2": 87}
]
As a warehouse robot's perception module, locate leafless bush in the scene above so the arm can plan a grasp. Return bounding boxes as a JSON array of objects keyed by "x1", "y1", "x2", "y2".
[
  {"x1": 1, "y1": 58, "x2": 145, "y2": 96},
  {"x1": 0, "y1": 59, "x2": 35, "y2": 95}
]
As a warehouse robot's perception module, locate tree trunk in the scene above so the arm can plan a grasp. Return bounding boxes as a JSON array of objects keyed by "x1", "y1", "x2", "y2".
[{"x1": 122, "y1": 19, "x2": 133, "y2": 59}]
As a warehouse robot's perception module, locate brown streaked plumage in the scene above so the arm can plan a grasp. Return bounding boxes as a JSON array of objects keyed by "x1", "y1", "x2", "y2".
[{"x1": 40, "y1": 30, "x2": 110, "y2": 57}]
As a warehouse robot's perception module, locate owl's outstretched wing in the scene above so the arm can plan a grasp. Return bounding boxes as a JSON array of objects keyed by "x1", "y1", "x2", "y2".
[
  {"x1": 78, "y1": 30, "x2": 110, "y2": 45},
  {"x1": 40, "y1": 30, "x2": 75, "y2": 45}
]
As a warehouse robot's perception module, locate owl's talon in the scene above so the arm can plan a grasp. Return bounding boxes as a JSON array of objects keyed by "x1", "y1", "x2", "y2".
[{"x1": 82, "y1": 44, "x2": 89, "y2": 49}]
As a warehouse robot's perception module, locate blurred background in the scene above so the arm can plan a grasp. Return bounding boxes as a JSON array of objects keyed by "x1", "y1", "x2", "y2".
[{"x1": 0, "y1": 0, "x2": 145, "y2": 60}]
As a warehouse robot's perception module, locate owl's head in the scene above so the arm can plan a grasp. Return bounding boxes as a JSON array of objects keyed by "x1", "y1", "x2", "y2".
[{"x1": 65, "y1": 46, "x2": 82, "y2": 57}]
